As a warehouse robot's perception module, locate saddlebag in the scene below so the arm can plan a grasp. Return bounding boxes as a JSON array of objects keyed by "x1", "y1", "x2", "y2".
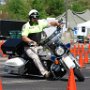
[
  {"x1": 4, "y1": 57, "x2": 27, "y2": 75},
  {"x1": 1, "y1": 38, "x2": 27, "y2": 55}
]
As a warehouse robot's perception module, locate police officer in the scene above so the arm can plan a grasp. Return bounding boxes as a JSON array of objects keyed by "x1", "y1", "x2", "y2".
[{"x1": 21, "y1": 9, "x2": 61, "y2": 78}]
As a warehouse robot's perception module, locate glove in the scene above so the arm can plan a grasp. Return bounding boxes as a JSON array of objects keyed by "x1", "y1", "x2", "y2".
[{"x1": 28, "y1": 41, "x2": 37, "y2": 47}]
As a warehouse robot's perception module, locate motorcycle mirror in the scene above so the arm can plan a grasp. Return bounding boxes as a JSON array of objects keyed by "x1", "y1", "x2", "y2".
[{"x1": 58, "y1": 18, "x2": 63, "y2": 24}]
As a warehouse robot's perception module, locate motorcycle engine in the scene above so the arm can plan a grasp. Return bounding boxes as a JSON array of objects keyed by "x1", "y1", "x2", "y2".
[
  {"x1": 38, "y1": 48, "x2": 52, "y2": 60},
  {"x1": 51, "y1": 63, "x2": 66, "y2": 78}
]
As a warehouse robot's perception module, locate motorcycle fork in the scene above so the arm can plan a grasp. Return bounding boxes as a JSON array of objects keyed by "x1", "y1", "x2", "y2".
[
  {"x1": 50, "y1": 58, "x2": 60, "y2": 79},
  {"x1": 51, "y1": 58, "x2": 67, "y2": 79},
  {"x1": 59, "y1": 58, "x2": 68, "y2": 71}
]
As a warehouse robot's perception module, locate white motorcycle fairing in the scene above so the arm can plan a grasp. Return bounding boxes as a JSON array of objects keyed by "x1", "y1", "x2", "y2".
[
  {"x1": 4, "y1": 57, "x2": 27, "y2": 75},
  {"x1": 62, "y1": 56, "x2": 75, "y2": 69}
]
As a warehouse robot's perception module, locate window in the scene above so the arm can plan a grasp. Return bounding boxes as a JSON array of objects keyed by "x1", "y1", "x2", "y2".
[{"x1": 82, "y1": 27, "x2": 85, "y2": 32}]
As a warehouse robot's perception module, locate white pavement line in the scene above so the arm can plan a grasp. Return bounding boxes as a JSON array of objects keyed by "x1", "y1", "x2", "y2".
[
  {"x1": 85, "y1": 67, "x2": 90, "y2": 70},
  {"x1": 2, "y1": 79, "x2": 46, "y2": 84},
  {"x1": 85, "y1": 77, "x2": 90, "y2": 79}
]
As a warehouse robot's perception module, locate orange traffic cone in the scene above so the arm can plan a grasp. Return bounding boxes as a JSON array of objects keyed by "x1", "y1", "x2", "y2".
[
  {"x1": 79, "y1": 52, "x2": 84, "y2": 68},
  {"x1": 77, "y1": 43, "x2": 80, "y2": 56},
  {"x1": 73, "y1": 45, "x2": 77, "y2": 57},
  {"x1": 0, "y1": 40, "x2": 6, "y2": 57},
  {"x1": 84, "y1": 51, "x2": 89, "y2": 64},
  {"x1": 67, "y1": 68, "x2": 77, "y2": 90},
  {"x1": 0, "y1": 79, "x2": 2, "y2": 90},
  {"x1": 88, "y1": 44, "x2": 90, "y2": 53},
  {"x1": 81, "y1": 44, "x2": 84, "y2": 54},
  {"x1": 70, "y1": 47, "x2": 74, "y2": 54}
]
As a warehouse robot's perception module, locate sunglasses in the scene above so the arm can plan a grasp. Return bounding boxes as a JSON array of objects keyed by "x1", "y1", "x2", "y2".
[{"x1": 31, "y1": 15, "x2": 39, "y2": 19}]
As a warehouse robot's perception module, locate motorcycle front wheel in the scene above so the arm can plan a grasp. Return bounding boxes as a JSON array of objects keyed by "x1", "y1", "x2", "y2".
[{"x1": 74, "y1": 67, "x2": 85, "y2": 82}]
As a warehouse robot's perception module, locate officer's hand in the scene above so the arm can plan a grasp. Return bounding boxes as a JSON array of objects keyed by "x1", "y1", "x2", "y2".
[
  {"x1": 28, "y1": 41, "x2": 38, "y2": 46},
  {"x1": 33, "y1": 41, "x2": 38, "y2": 46}
]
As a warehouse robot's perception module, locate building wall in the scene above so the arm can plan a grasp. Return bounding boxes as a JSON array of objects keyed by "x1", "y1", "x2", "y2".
[{"x1": 0, "y1": 20, "x2": 25, "y2": 37}]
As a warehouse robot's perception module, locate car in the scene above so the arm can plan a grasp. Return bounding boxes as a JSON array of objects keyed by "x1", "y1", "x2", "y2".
[
  {"x1": 84, "y1": 38, "x2": 89, "y2": 43},
  {"x1": 77, "y1": 36, "x2": 84, "y2": 43}
]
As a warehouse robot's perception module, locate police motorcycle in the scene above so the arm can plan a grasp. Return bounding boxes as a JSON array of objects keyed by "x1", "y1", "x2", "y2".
[{"x1": 1, "y1": 24, "x2": 84, "y2": 81}]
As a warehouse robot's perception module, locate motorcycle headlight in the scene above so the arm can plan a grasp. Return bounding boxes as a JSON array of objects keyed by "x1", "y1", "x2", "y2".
[{"x1": 55, "y1": 46, "x2": 64, "y2": 55}]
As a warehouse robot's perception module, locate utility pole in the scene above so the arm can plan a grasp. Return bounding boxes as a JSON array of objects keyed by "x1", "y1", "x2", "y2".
[{"x1": 64, "y1": 0, "x2": 68, "y2": 28}]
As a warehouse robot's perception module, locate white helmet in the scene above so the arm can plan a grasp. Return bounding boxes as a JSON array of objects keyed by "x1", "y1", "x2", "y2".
[
  {"x1": 28, "y1": 9, "x2": 38, "y2": 16},
  {"x1": 28, "y1": 9, "x2": 39, "y2": 19}
]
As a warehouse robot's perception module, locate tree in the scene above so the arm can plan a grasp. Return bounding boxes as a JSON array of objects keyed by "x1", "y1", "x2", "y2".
[
  {"x1": 5, "y1": 0, "x2": 30, "y2": 20},
  {"x1": 70, "y1": 0, "x2": 90, "y2": 12},
  {"x1": 3, "y1": 0, "x2": 90, "y2": 20},
  {"x1": 45, "y1": 0, "x2": 65, "y2": 17},
  {"x1": 31, "y1": 0, "x2": 65, "y2": 18},
  {"x1": 31, "y1": 0, "x2": 48, "y2": 18}
]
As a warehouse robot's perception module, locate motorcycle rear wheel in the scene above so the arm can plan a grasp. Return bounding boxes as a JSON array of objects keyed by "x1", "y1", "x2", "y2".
[{"x1": 74, "y1": 67, "x2": 85, "y2": 82}]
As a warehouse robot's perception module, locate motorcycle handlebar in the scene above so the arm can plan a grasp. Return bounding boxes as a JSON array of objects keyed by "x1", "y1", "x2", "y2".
[{"x1": 28, "y1": 41, "x2": 38, "y2": 47}]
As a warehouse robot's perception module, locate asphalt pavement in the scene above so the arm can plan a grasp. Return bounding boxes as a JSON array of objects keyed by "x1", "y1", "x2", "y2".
[{"x1": 0, "y1": 57, "x2": 90, "y2": 90}]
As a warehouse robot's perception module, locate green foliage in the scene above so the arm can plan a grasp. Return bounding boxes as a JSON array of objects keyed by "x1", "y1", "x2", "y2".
[
  {"x1": 71, "y1": 1, "x2": 88, "y2": 12},
  {"x1": 45, "y1": 0, "x2": 65, "y2": 16},
  {"x1": 4, "y1": 0, "x2": 66, "y2": 20},
  {"x1": 30, "y1": 0, "x2": 65, "y2": 18},
  {"x1": 31, "y1": 0, "x2": 47, "y2": 18},
  {"x1": 5, "y1": 0, "x2": 30, "y2": 20},
  {"x1": 1, "y1": 0, "x2": 90, "y2": 20}
]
